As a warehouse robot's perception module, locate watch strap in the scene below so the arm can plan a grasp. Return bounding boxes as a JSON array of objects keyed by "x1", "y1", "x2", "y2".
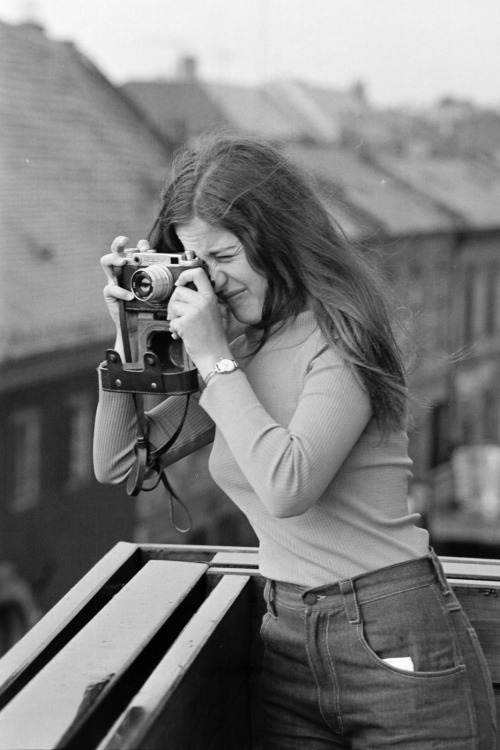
[{"x1": 204, "y1": 358, "x2": 240, "y2": 386}]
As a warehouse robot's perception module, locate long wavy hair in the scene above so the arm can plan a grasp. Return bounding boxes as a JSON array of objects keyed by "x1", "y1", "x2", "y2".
[{"x1": 149, "y1": 133, "x2": 409, "y2": 429}]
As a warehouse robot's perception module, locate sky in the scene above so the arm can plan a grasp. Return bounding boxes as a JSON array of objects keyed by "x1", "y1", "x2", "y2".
[{"x1": 1, "y1": 0, "x2": 499, "y2": 108}]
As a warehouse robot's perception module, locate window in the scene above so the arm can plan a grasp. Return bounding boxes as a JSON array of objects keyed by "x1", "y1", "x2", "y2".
[
  {"x1": 66, "y1": 393, "x2": 94, "y2": 488},
  {"x1": 494, "y1": 268, "x2": 500, "y2": 333},
  {"x1": 430, "y1": 401, "x2": 451, "y2": 468},
  {"x1": 483, "y1": 391, "x2": 499, "y2": 444},
  {"x1": 10, "y1": 407, "x2": 41, "y2": 512},
  {"x1": 465, "y1": 264, "x2": 500, "y2": 344},
  {"x1": 471, "y1": 269, "x2": 489, "y2": 340}
]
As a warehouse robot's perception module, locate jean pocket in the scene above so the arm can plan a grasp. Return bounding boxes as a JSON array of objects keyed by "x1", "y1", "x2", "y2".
[{"x1": 358, "y1": 582, "x2": 463, "y2": 675}]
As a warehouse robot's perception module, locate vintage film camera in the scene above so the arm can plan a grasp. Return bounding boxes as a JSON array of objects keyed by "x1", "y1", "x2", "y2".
[{"x1": 102, "y1": 246, "x2": 207, "y2": 395}]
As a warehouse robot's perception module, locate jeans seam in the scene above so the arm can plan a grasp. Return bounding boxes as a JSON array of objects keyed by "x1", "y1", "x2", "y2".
[
  {"x1": 325, "y1": 610, "x2": 343, "y2": 733},
  {"x1": 466, "y1": 625, "x2": 497, "y2": 731},
  {"x1": 302, "y1": 610, "x2": 340, "y2": 734},
  {"x1": 430, "y1": 583, "x2": 464, "y2": 666},
  {"x1": 360, "y1": 580, "x2": 432, "y2": 605},
  {"x1": 260, "y1": 612, "x2": 275, "y2": 640}
]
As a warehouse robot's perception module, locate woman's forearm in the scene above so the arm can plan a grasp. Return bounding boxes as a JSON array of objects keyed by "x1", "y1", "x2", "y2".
[{"x1": 93, "y1": 380, "x2": 216, "y2": 485}]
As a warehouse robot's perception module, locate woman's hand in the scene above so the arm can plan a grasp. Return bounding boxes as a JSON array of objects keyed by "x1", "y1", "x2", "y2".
[
  {"x1": 100, "y1": 236, "x2": 150, "y2": 359},
  {"x1": 167, "y1": 267, "x2": 233, "y2": 379},
  {"x1": 100, "y1": 236, "x2": 150, "y2": 327}
]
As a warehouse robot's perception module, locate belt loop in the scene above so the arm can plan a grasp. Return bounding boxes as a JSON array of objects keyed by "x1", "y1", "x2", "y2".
[
  {"x1": 339, "y1": 578, "x2": 360, "y2": 624},
  {"x1": 428, "y1": 548, "x2": 452, "y2": 596}
]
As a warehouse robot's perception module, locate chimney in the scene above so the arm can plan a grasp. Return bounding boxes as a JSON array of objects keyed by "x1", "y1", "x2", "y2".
[{"x1": 176, "y1": 55, "x2": 197, "y2": 82}]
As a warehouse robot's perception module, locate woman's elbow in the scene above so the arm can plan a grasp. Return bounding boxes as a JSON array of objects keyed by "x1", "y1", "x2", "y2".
[
  {"x1": 263, "y1": 493, "x2": 312, "y2": 519},
  {"x1": 94, "y1": 465, "x2": 127, "y2": 486},
  {"x1": 93, "y1": 455, "x2": 130, "y2": 486}
]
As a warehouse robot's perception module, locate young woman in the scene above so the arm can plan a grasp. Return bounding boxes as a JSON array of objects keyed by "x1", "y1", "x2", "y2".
[{"x1": 94, "y1": 134, "x2": 496, "y2": 749}]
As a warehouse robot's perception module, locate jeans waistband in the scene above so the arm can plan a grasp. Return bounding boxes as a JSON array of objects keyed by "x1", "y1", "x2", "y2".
[{"x1": 266, "y1": 549, "x2": 453, "y2": 622}]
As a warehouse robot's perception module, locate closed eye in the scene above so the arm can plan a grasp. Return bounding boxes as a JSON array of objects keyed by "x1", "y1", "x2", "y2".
[
  {"x1": 204, "y1": 244, "x2": 242, "y2": 263},
  {"x1": 213, "y1": 247, "x2": 241, "y2": 261}
]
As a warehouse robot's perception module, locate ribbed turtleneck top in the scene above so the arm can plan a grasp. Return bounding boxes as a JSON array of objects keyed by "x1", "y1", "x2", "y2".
[{"x1": 94, "y1": 310, "x2": 428, "y2": 586}]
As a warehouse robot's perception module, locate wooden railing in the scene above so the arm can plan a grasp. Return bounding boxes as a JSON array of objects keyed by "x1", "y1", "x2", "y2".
[{"x1": 0, "y1": 543, "x2": 499, "y2": 749}]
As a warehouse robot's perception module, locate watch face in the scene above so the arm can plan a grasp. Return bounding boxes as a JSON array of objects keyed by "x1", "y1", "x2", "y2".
[{"x1": 218, "y1": 359, "x2": 236, "y2": 372}]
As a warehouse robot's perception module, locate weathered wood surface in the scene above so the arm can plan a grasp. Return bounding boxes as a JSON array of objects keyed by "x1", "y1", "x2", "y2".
[
  {"x1": 0, "y1": 541, "x2": 140, "y2": 709},
  {"x1": 0, "y1": 561, "x2": 207, "y2": 750},
  {"x1": 98, "y1": 573, "x2": 252, "y2": 750}
]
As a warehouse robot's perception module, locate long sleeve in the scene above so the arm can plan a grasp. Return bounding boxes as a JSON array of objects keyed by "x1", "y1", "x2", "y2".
[{"x1": 93, "y1": 380, "x2": 215, "y2": 485}]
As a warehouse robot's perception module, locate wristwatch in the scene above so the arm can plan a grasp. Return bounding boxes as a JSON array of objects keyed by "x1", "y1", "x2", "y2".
[{"x1": 204, "y1": 358, "x2": 240, "y2": 386}]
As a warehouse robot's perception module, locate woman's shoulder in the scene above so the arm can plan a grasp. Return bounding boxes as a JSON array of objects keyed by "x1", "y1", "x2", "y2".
[{"x1": 231, "y1": 310, "x2": 341, "y2": 358}]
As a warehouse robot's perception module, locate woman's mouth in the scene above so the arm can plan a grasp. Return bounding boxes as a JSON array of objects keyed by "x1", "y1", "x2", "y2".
[{"x1": 221, "y1": 289, "x2": 245, "y2": 302}]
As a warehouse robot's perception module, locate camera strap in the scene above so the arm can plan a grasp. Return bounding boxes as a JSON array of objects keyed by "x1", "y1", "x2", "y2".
[
  {"x1": 118, "y1": 300, "x2": 149, "y2": 495},
  {"x1": 119, "y1": 300, "x2": 193, "y2": 532}
]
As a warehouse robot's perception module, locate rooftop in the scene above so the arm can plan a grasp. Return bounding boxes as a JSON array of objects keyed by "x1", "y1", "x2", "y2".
[{"x1": 0, "y1": 21, "x2": 173, "y2": 361}]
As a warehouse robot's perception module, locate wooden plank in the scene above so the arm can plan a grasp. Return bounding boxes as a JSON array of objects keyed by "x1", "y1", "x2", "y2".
[
  {"x1": 97, "y1": 574, "x2": 252, "y2": 750},
  {"x1": 208, "y1": 566, "x2": 260, "y2": 577},
  {"x1": 441, "y1": 557, "x2": 500, "y2": 581},
  {"x1": 0, "y1": 561, "x2": 207, "y2": 750},
  {"x1": 141, "y1": 544, "x2": 258, "y2": 566},
  {"x1": 210, "y1": 551, "x2": 259, "y2": 568},
  {"x1": 0, "y1": 541, "x2": 141, "y2": 708}
]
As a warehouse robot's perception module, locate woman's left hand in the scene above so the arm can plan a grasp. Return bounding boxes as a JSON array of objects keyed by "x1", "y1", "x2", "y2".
[{"x1": 167, "y1": 267, "x2": 233, "y2": 378}]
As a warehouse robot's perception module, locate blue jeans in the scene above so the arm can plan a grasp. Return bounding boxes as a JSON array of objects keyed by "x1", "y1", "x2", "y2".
[{"x1": 260, "y1": 550, "x2": 497, "y2": 749}]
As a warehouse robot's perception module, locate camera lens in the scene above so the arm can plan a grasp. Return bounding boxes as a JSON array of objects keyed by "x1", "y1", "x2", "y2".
[{"x1": 130, "y1": 265, "x2": 174, "y2": 303}]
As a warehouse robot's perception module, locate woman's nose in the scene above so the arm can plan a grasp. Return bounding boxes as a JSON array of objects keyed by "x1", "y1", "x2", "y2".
[{"x1": 209, "y1": 267, "x2": 227, "y2": 294}]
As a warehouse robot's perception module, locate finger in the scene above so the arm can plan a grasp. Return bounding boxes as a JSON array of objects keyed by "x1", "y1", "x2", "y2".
[
  {"x1": 111, "y1": 236, "x2": 130, "y2": 255},
  {"x1": 168, "y1": 319, "x2": 182, "y2": 340},
  {"x1": 174, "y1": 268, "x2": 214, "y2": 296},
  {"x1": 169, "y1": 285, "x2": 200, "y2": 305},
  {"x1": 104, "y1": 283, "x2": 134, "y2": 302},
  {"x1": 167, "y1": 300, "x2": 193, "y2": 323},
  {"x1": 100, "y1": 252, "x2": 128, "y2": 285},
  {"x1": 137, "y1": 239, "x2": 150, "y2": 252}
]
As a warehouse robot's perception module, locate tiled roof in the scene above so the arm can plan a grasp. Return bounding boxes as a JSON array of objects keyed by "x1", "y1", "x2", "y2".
[
  {"x1": 203, "y1": 82, "x2": 305, "y2": 140},
  {"x1": 0, "y1": 21, "x2": 173, "y2": 361},
  {"x1": 123, "y1": 79, "x2": 307, "y2": 142},
  {"x1": 377, "y1": 155, "x2": 500, "y2": 229},
  {"x1": 264, "y1": 81, "x2": 341, "y2": 143},
  {"x1": 284, "y1": 144, "x2": 459, "y2": 237},
  {"x1": 298, "y1": 81, "x2": 368, "y2": 119},
  {"x1": 122, "y1": 80, "x2": 227, "y2": 143}
]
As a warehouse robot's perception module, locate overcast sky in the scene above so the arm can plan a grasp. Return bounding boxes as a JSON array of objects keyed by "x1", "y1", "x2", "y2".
[{"x1": 1, "y1": 0, "x2": 499, "y2": 108}]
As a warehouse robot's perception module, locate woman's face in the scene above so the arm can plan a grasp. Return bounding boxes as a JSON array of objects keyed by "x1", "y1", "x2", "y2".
[{"x1": 176, "y1": 217, "x2": 268, "y2": 325}]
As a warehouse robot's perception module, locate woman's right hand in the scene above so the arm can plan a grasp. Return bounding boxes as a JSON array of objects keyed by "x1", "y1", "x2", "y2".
[{"x1": 100, "y1": 236, "x2": 149, "y2": 328}]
